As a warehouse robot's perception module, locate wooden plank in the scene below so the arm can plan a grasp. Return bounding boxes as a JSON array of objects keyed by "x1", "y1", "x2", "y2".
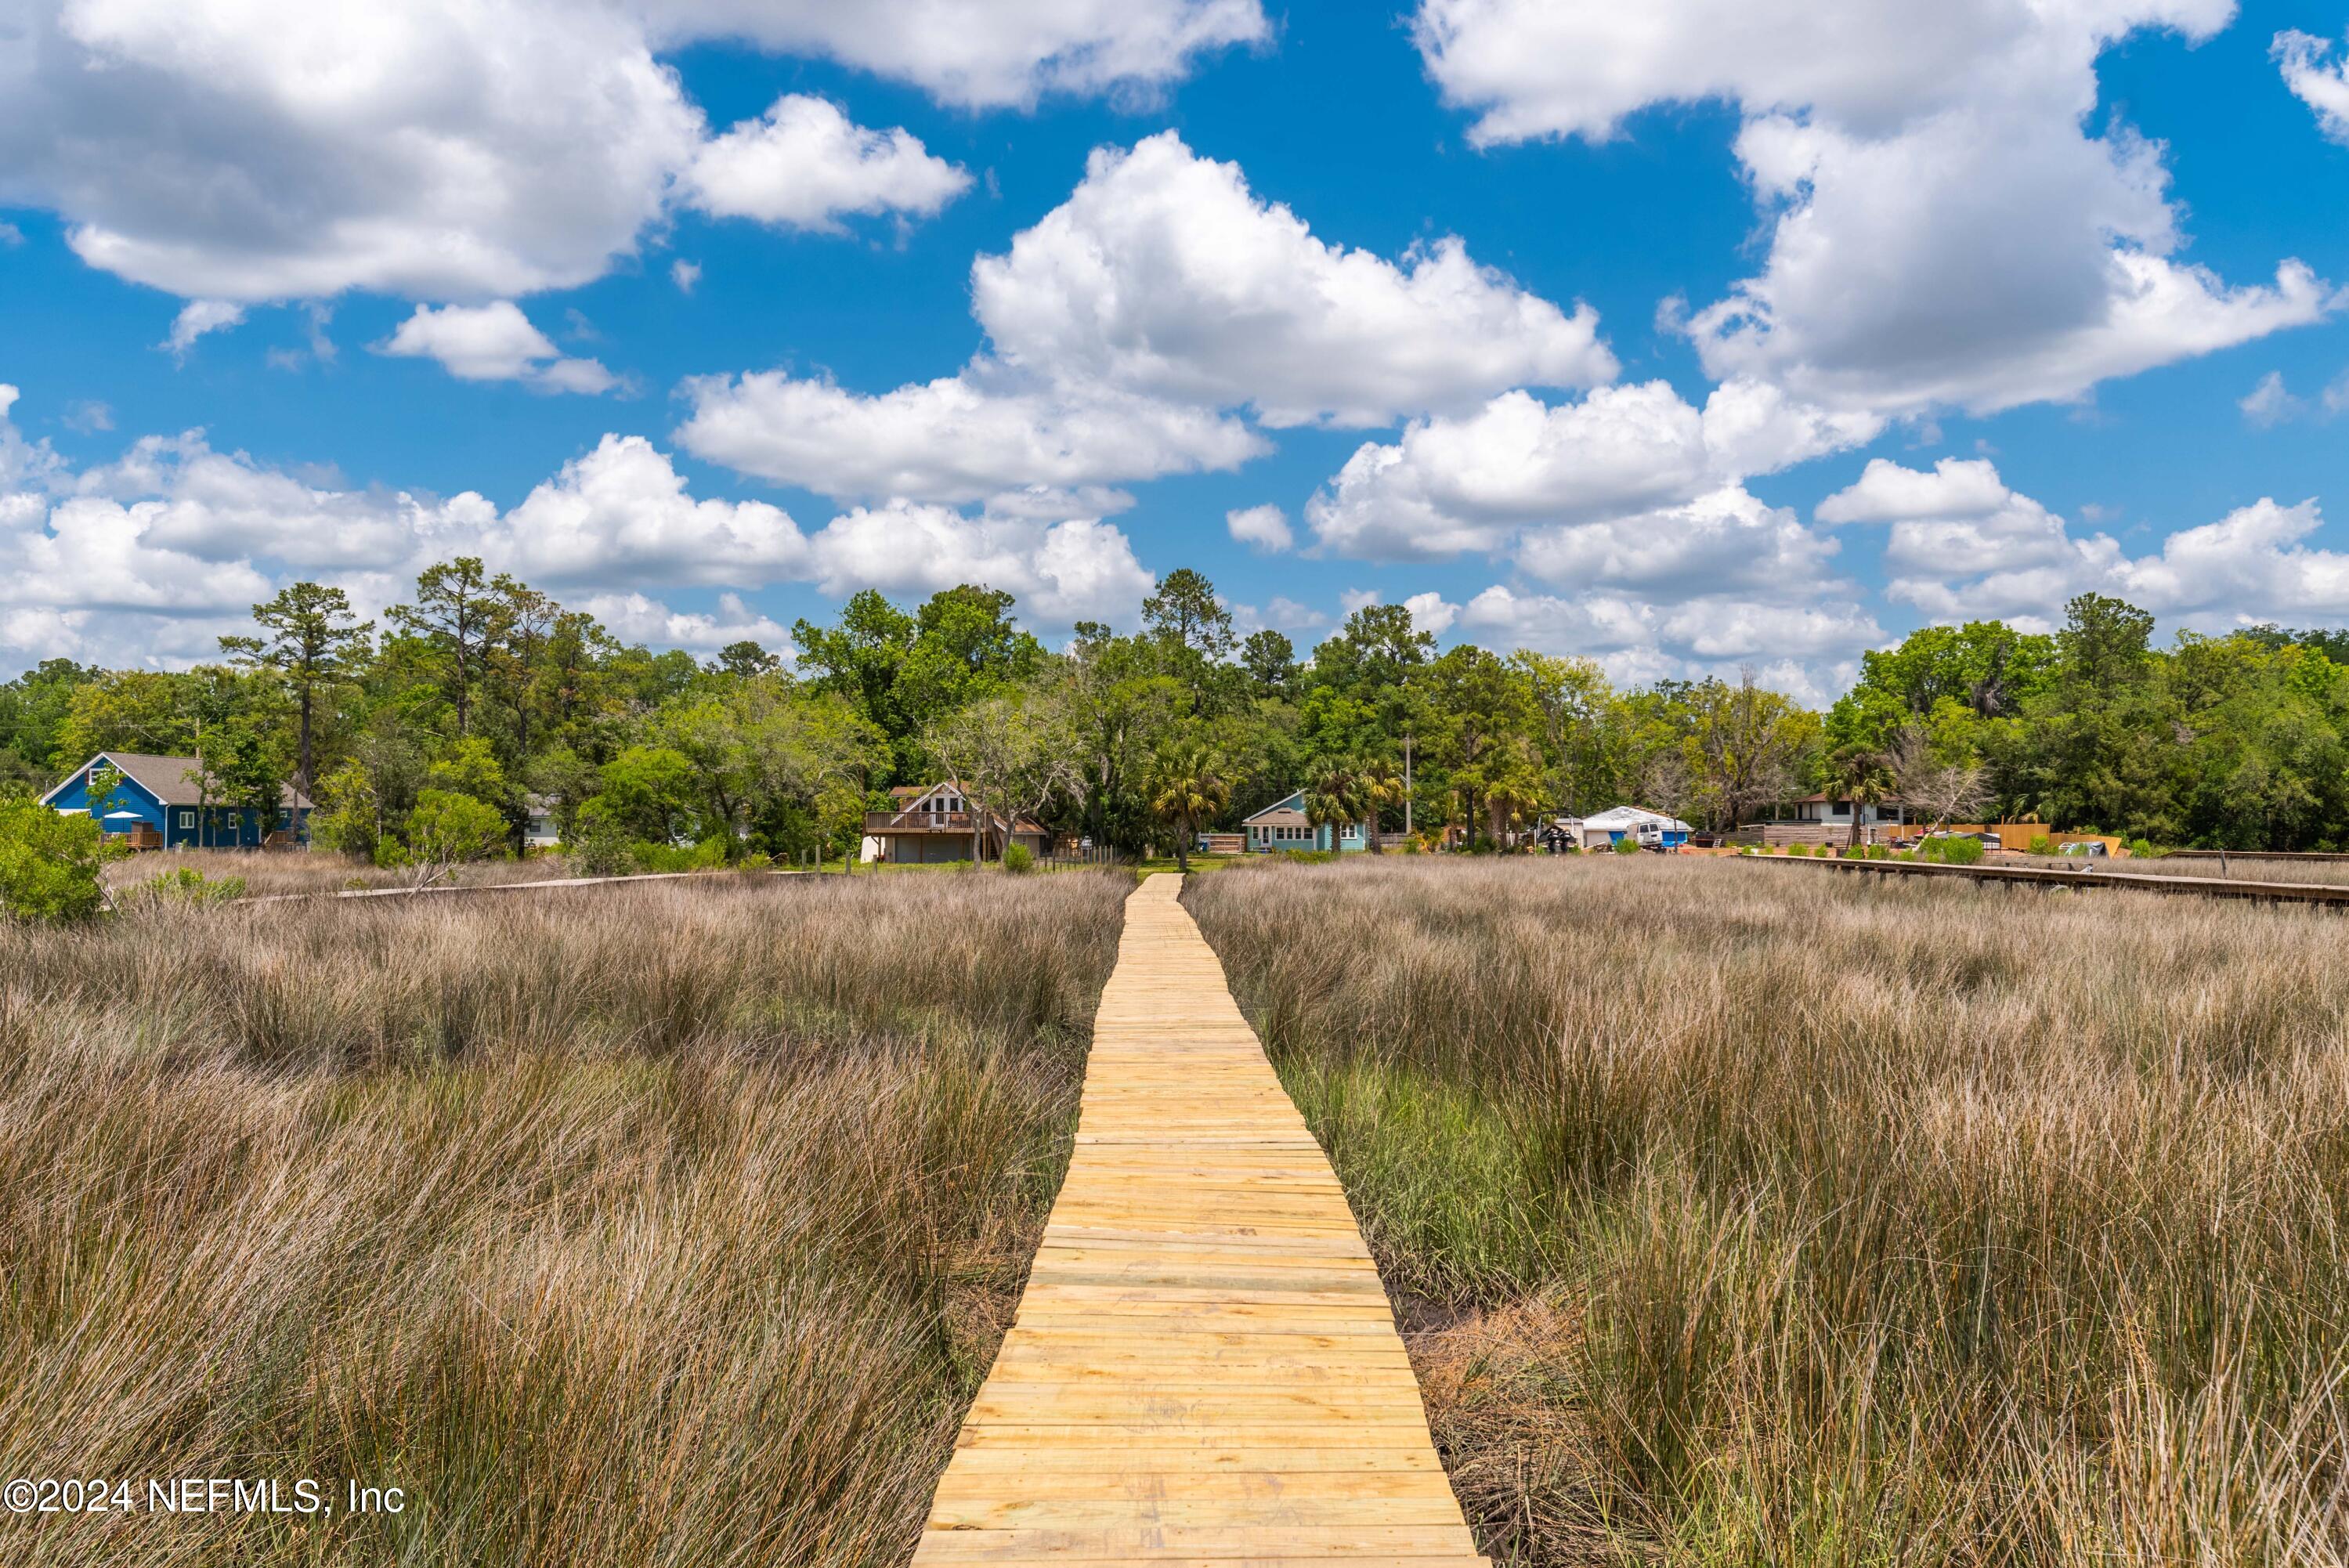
[
  {"x1": 909, "y1": 873, "x2": 1483, "y2": 1566},
  {"x1": 912, "y1": 1524, "x2": 1482, "y2": 1559}
]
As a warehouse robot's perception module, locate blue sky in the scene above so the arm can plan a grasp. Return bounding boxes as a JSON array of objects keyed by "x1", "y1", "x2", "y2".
[{"x1": 5, "y1": 0, "x2": 2349, "y2": 701}]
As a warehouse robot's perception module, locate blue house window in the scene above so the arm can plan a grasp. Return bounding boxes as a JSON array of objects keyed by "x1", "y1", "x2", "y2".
[{"x1": 177, "y1": 811, "x2": 194, "y2": 829}]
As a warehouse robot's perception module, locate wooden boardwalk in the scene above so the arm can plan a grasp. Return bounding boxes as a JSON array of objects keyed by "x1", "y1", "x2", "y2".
[
  {"x1": 1752, "y1": 851, "x2": 2349, "y2": 906},
  {"x1": 910, "y1": 873, "x2": 1486, "y2": 1566}
]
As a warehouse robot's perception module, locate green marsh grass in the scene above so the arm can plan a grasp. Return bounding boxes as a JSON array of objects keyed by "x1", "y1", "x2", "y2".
[
  {"x1": 0, "y1": 870, "x2": 1126, "y2": 1566},
  {"x1": 1190, "y1": 856, "x2": 2349, "y2": 1566}
]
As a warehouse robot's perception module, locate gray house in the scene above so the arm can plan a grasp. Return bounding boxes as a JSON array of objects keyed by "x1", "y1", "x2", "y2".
[{"x1": 1787, "y1": 792, "x2": 1911, "y2": 829}]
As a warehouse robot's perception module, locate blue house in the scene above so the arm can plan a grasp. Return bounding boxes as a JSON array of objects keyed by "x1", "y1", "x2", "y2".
[
  {"x1": 41, "y1": 753, "x2": 313, "y2": 849},
  {"x1": 1241, "y1": 789, "x2": 1367, "y2": 853}
]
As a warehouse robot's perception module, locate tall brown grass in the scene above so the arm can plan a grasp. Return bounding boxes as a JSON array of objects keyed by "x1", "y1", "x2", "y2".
[
  {"x1": 103, "y1": 847, "x2": 587, "y2": 898},
  {"x1": 1189, "y1": 857, "x2": 2349, "y2": 1566},
  {"x1": 0, "y1": 870, "x2": 1126, "y2": 1566}
]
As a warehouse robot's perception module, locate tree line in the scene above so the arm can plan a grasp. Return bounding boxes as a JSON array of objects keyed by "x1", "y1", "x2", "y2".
[{"x1": 2, "y1": 562, "x2": 2344, "y2": 865}]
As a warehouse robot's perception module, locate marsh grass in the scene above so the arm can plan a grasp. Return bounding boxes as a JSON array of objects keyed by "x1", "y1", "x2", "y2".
[
  {"x1": 0, "y1": 870, "x2": 1127, "y2": 1566},
  {"x1": 102, "y1": 847, "x2": 588, "y2": 898},
  {"x1": 1190, "y1": 857, "x2": 2349, "y2": 1566}
]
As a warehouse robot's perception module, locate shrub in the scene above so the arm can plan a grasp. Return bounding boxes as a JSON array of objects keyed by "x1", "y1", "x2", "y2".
[
  {"x1": 569, "y1": 798, "x2": 635, "y2": 876},
  {"x1": 2028, "y1": 833, "x2": 2056, "y2": 856},
  {"x1": 2128, "y1": 837, "x2": 2156, "y2": 858},
  {"x1": 1002, "y1": 843, "x2": 1035, "y2": 875},
  {"x1": 1920, "y1": 834, "x2": 1985, "y2": 865},
  {"x1": 0, "y1": 800, "x2": 110, "y2": 922},
  {"x1": 1281, "y1": 849, "x2": 1337, "y2": 865},
  {"x1": 633, "y1": 835, "x2": 731, "y2": 873},
  {"x1": 1788, "y1": 842, "x2": 1812, "y2": 857},
  {"x1": 307, "y1": 757, "x2": 381, "y2": 859},
  {"x1": 738, "y1": 851, "x2": 773, "y2": 873},
  {"x1": 135, "y1": 866, "x2": 247, "y2": 905},
  {"x1": 1611, "y1": 835, "x2": 1641, "y2": 855},
  {"x1": 398, "y1": 789, "x2": 510, "y2": 869}
]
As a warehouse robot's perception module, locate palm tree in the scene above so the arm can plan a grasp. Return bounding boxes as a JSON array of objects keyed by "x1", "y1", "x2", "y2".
[
  {"x1": 1823, "y1": 742, "x2": 1898, "y2": 851},
  {"x1": 1146, "y1": 739, "x2": 1231, "y2": 873},
  {"x1": 1303, "y1": 757, "x2": 1364, "y2": 854},
  {"x1": 1483, "y1": 739, "x2": 1545, "y2": 851},
  {"x1": 1357, "y1": 756, "x2": 1407, "y2": 854}
]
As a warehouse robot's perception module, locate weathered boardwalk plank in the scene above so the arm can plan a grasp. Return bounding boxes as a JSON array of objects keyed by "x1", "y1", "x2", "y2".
[{"x1": 910, "y1": 873, "x2": 1484, "y2": 1566}]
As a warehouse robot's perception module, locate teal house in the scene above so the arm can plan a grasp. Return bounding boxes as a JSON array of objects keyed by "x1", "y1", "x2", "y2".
[
  {"x1": 1241, "y1": 789, "x2": 1367, "y2": 853},
  {"x1": 41, "y1": 753, "x2": 313, "y2": 849}
]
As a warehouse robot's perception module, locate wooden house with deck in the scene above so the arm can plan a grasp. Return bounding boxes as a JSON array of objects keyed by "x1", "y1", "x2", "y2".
[
  {"x1": 42, "y1": 752, "x2": 313, "y2": 849},
  {"x1": 863, "y1": 782, "x2": 1050, "y2": 864}
]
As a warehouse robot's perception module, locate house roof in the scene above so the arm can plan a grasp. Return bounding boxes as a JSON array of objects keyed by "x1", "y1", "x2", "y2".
[
  {"x1": 1241, "y1": 789, "x2": 1306, "y2": 826},
  {"x1": 49, "y1": 753, "x2": 313, "y2": 810},
  {"x1": 1580, "y1": 804, "x2": 1694, "y2": 833}
]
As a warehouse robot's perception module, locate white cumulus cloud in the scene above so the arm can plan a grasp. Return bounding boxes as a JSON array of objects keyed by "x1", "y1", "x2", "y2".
[
  {"x1": 808, "y1": 500, "x2": 1154, "y2": 626},
  {"x1": 677, "y1": 131, "x2": 1618, "y2": 505},
  {"x1": 1226, "y1": 504, "x2": 1293, "y2": 553},
  {"x1": 972, "y1": 132, "x2": 1614, "y2": 428},
  {"x1": 2276, "y1": 29, "x2": 2349, "y2": 144},
  {"x1": 1414, "y1": 0, "x2": 2329, "y2": 415},
  {"x1": 8, "y1": 0, "x2": 1231, "y2": 324},
  {"x1": 576, "y1": 591, "x2": 793, "y2": 658},
  {"x1": 1516, "y1": 484, "x2": 1845, "y2": 600},
  {"x1": 0, "y1": 385, "x2": 1174, "y2": 667},
  {"x1": 1821, "y1": 455, "x2": 2349, "y2": 634},
  {"x1": 2, "y1": 0, "x2": 704, "y2": 303},
  {"x1": 2239, "y1": 370, "x2": 2303, "y2": 428},
  {"x1": 486, "y1": 435, "x2": 808, "y2": 586},
  {"x1": 1306, "y1": 378, "x2": 1877, "y2": 561},
  {"x1": 675, "y1": 367, "x2": 1263, "y2": 504},
  {"x1": 636, "y1": 0, "x2": 1265, "y2": 109},
  {"x1": 0, "y1": 387, "x2": 1162, "y2": 668},
  {"x1": 379, "y1": 303, "x2": 616, "y2": 395},
  {"x1": 680, "y1": 95, "x2": 970, "y2": 232},
  {"x1": 162, "y1": 301, "x2": 245, "y2": 358}
]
